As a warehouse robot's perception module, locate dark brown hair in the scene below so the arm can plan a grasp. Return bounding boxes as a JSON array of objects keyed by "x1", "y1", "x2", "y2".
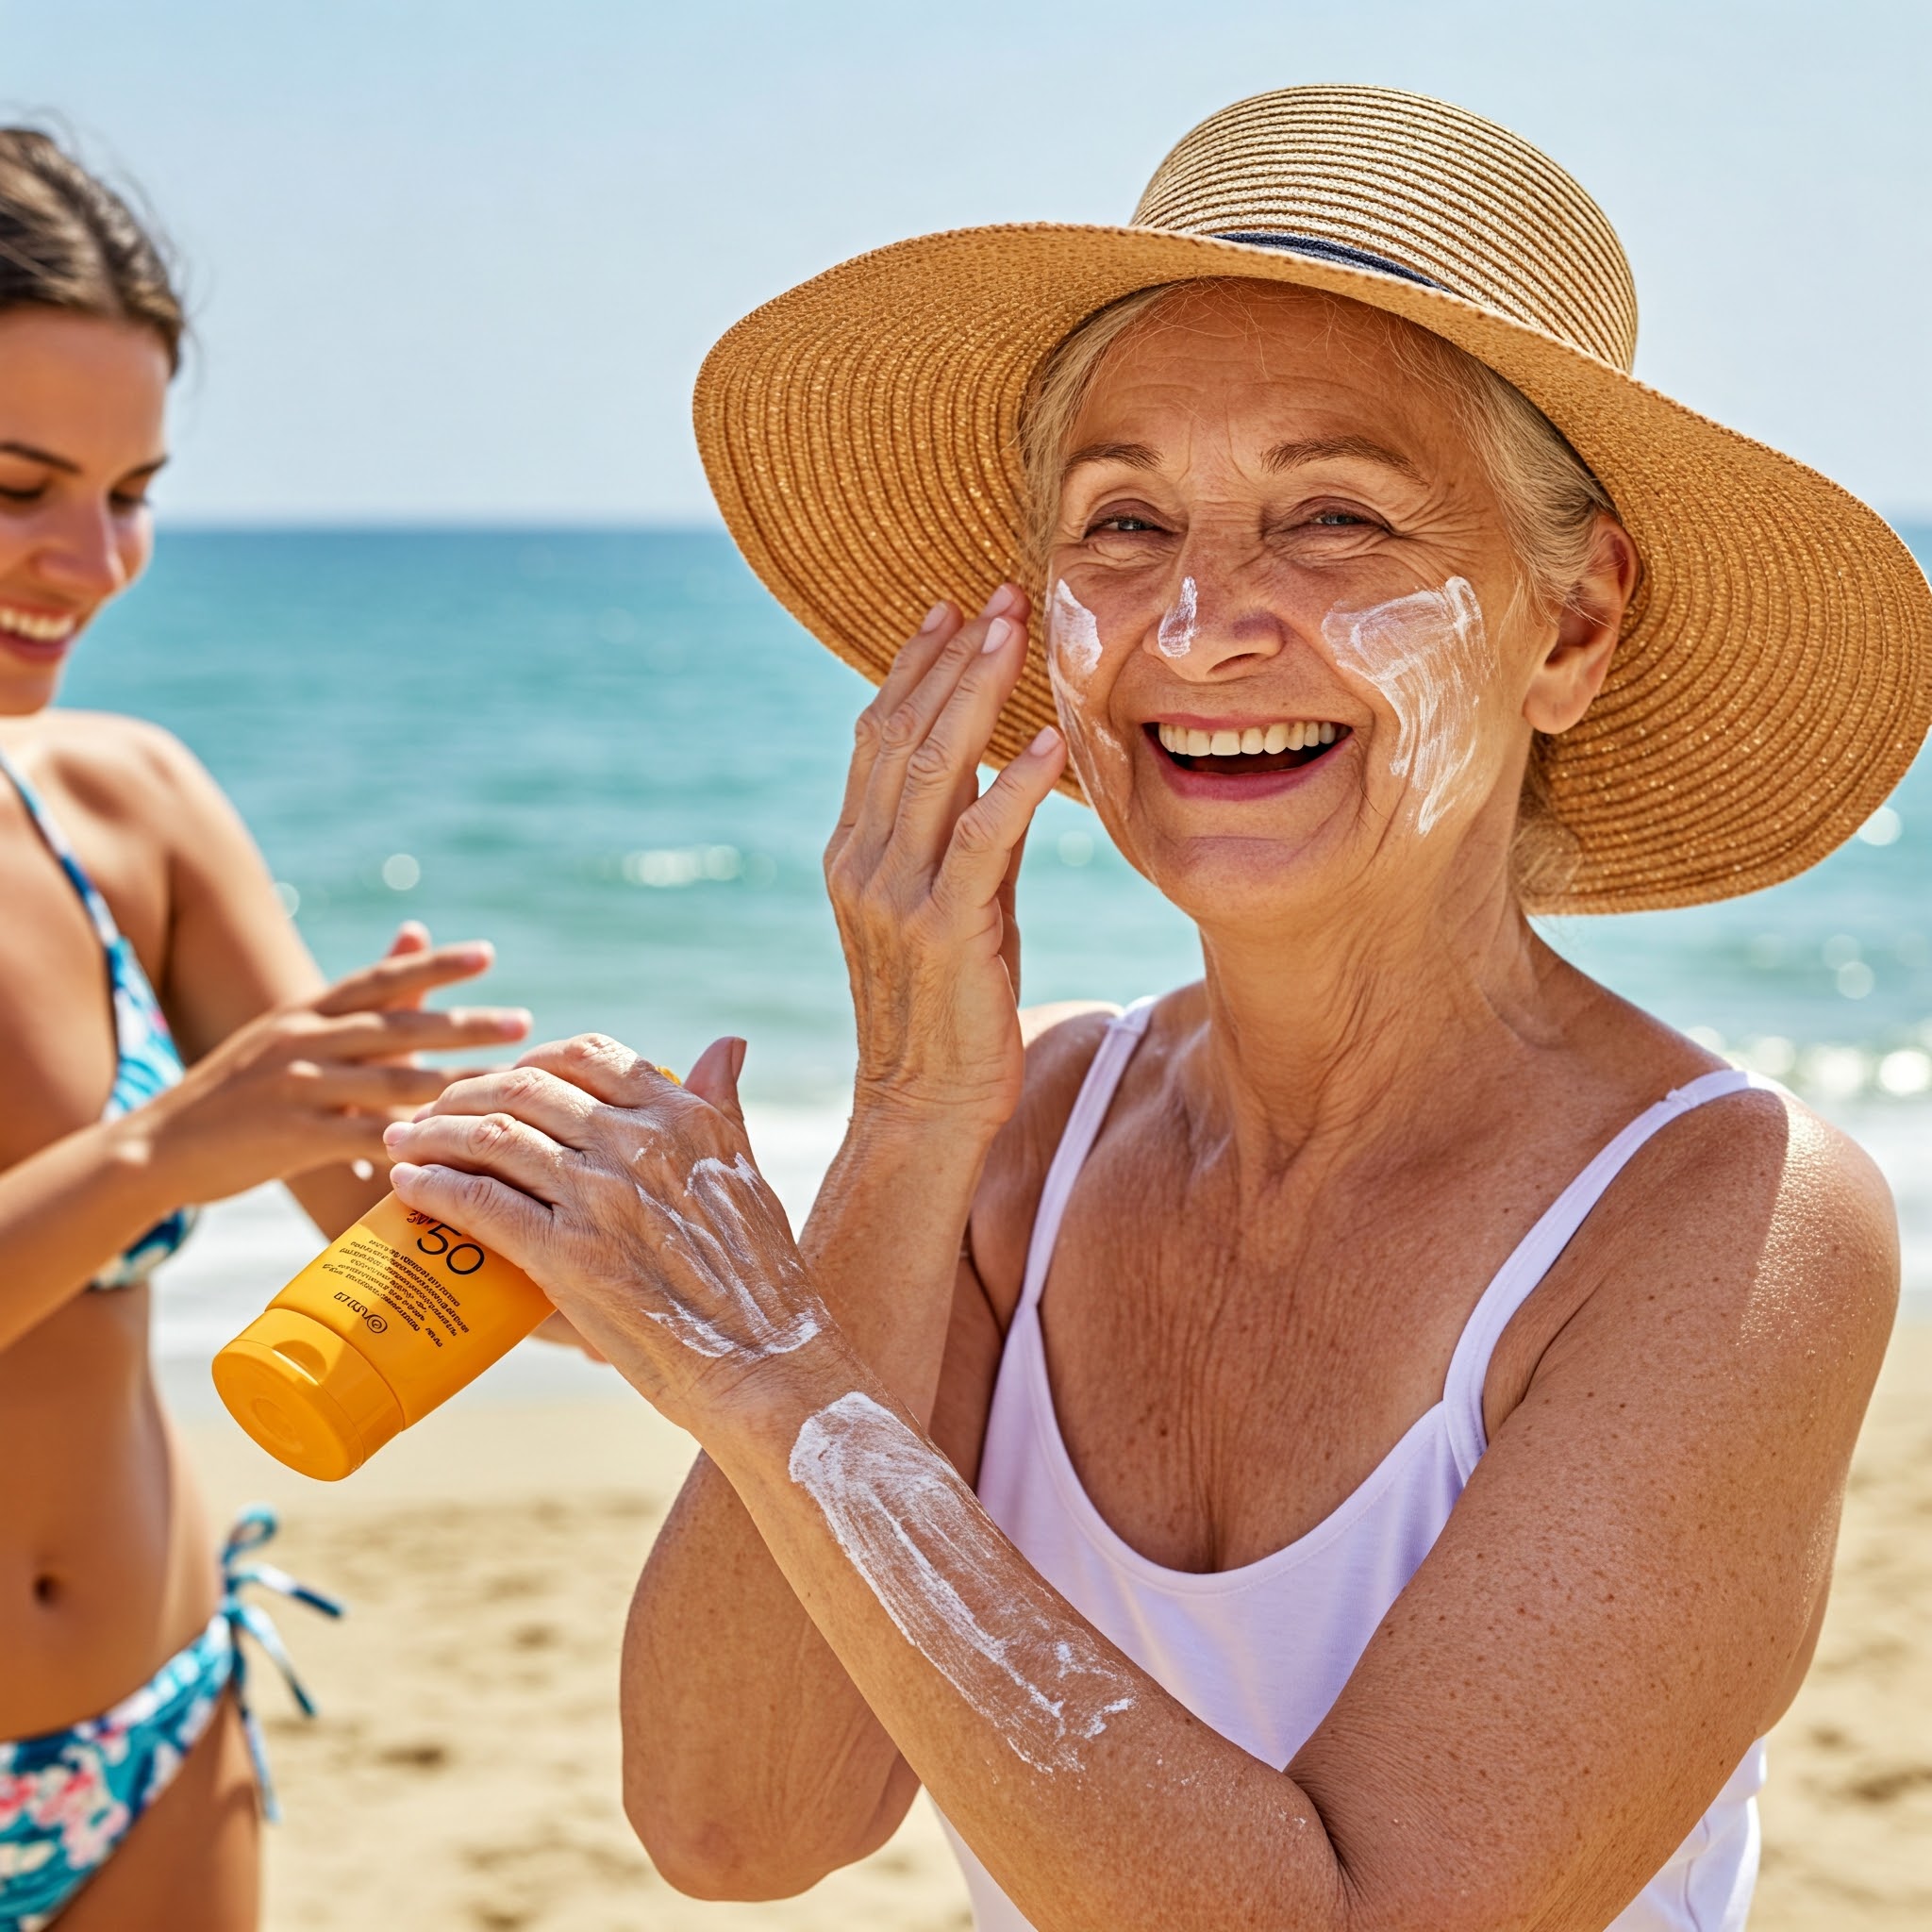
[{"x1": 0, "y1": 129, "x2": 185, "y2": 370}]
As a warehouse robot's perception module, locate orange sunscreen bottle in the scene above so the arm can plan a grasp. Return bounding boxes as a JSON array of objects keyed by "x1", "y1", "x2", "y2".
[{"x1": 212, "y1": 1195, "x2": 551, "y2": 1480}]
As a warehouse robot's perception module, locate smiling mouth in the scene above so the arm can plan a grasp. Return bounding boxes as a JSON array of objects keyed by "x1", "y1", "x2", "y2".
[
  {"x1": 1149, "y1": 718, "x2": 1351, "y2": 775},
  {"x1": 0, "y1": 605, "x2": 81, "y2": 652}
]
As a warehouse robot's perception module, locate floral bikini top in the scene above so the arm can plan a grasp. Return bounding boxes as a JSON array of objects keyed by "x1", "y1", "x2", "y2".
[{"x1": 0, "y1": 742, "x2": 198, "y2": 1290}]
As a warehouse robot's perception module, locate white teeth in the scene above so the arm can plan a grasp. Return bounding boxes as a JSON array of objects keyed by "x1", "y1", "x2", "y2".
[
  {"x1": 0, "y1": 605, "x2": 78, "y2": 642},
  {"x1": 1156, "y1": 720, "x2": 1343, "y2": 758}
]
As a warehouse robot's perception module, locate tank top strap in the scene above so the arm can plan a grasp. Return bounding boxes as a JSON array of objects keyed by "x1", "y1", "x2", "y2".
[
  {"x1": 1442, "y1": 1065, "x2": 1779, "y2": 1477},
  {"x1": 1016, "y1": 999, "x2": 1157, "y2": 1318}
]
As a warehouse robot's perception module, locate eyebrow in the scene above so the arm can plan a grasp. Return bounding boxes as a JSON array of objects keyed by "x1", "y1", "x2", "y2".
[
  {"x1": 1060, "y1": 433, "x2": 1422, "y2": 483},
  {"x1": 1263, "y1": 435, "x2": 1420, "y2": 477},
  {"x1": 1059, "y1": 440, "x2": 1160, "y2": 480},
  {"x1": 0, "y1": 440, "x2": 81, "y2": 475},
  {"x1": 0, "y1": 441, "x2": 168, "y2": 482}
]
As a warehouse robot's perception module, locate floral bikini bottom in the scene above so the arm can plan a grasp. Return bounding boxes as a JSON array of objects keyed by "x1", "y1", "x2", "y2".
[{"x1": 0, "y1": 1509, "x2": 341, "y2": 1931}]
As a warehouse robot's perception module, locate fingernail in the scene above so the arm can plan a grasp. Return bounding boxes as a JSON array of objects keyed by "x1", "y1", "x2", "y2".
[
  {"x1": 918, "y1": 600, "x2": 950, "y2": 633},
  {"x1": 457, "y1": 942, "x2": 492, "y2": 966},
  {"x1": 1029, "y1": 725, "x2": 1062, "y2": 754},
  {"x1": 982, "y1": 616, "x2": 1017, "y2": 655},
  {"x1": 389, "y1": 1161, "x2": 420, "y2": 1185},
  {"x1": 496, "y1": 1008, "x2": 532, "y2": 1036},
  {"x1": 977, "y1": 582, "x2": 1018, "y2": 620},
  {"x1": 383, "y1": 1122, "x2": 409, "y2": 1147}
]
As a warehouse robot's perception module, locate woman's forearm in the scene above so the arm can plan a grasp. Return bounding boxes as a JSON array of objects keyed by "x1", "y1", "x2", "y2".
[
  {"x1": 707, "y1": 1339, "x2": 1349, "y2": 1932},
  {"x1": 0, "y1": 1113, "x2": 181, "y2": 1349},
  {"x1": 620, "y1": 1107, "x2": 995, "y2": 1892}
]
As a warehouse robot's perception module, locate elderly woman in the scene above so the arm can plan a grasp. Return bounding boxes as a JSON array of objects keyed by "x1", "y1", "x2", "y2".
[{"x1": 382, "y1": 89, "x2": 1929, "y2": 1930}]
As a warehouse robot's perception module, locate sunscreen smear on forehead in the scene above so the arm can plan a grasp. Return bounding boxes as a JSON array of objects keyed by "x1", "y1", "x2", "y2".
[{"x1": 212, "y1": 1195, "x2": 552, "y2": 1480}]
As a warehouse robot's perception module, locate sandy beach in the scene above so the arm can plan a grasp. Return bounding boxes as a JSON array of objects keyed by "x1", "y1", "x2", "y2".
[
  {"x1": 173, "y1": 1324, "x2": 1932, "y2": 1931},
  {"x1": 184, "y1": 1370, "x2": 974, "y2": 1932}
]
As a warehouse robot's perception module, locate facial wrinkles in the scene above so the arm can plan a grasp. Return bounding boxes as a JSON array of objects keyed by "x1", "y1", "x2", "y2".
[
  {"x1": 1321, "y1": 576, "x2": 1489, "y2": 835},
  {"x1": 1155, "y1": 575, "x2": 1198, "y2": 658},
  {"x1": 641, "y1": 1151, "x2": 824, "y2": 1359},
  {"x1": 790, "y1": 1391, "x2": 1137, "y2": 1773}
]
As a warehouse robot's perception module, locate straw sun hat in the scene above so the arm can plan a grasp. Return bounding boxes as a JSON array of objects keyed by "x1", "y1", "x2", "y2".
[{"x1": 694, "y1": 85, "x2": 1932, "y2": 912}]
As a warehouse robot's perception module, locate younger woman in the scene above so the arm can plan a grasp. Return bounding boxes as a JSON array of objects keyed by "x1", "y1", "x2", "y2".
[{"x1": 0, "y1": 131, "x2": 529, "y2": 1929}]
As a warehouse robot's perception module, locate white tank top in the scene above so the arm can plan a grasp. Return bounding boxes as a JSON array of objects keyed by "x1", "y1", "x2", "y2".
[{"x1": 942, "y1": 1001, "x2": 1769, "y2": 1931}]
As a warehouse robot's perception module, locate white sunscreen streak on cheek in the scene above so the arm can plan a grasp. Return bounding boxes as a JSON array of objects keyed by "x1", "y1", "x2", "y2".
[
  {"x1": 1046, "y1": 579, "x2": 1123, "y2": 770},
  {"x1": 644, "y1": 1151, "x2": 823, "y2": 1360},
  {"x1": 1321, "y1": 576, "x2": 1488, "y2": 835},
  {"x1": 1155, "y1": 575, "x2": 1197, "y2": 658},
  {"x1": 790, "y1": 1391, "x2": 1137, "y2": 1774},
  {"x1": 1047, "y1": 578, "x2": 1100, "y2": 681}
]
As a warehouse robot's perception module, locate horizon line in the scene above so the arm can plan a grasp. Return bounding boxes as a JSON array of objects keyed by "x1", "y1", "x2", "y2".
[
  {"x1": 152, "y1": 510, "x2": 1932, "y2": 541},
  {"x1": 154, "y1": 515, "x2": 731, "y2": 536}
]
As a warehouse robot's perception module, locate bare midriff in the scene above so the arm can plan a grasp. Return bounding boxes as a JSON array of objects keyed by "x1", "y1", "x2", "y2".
[
  {"x1": 0, "y1": 1279, "x2": 218, "y2": 1740},
  {"x1": 0, "y1": 740, "x2": 218, "y2": 1740}
]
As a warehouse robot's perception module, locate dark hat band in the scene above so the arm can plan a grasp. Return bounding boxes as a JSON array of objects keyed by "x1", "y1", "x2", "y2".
[{"x1": 1211, "y1": 230, "x2": 1445, "y2": 291}]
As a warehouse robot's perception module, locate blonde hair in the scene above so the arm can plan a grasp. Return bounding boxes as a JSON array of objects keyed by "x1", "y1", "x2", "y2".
[{"x1": 1016, "y1": 279, "x2": 1623, "y2": 902}]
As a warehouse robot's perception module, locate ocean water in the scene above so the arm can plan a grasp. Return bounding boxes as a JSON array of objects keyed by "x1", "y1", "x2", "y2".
[{"x1": 54, "y1": 526, "x2": 1932, "y2": 1391}]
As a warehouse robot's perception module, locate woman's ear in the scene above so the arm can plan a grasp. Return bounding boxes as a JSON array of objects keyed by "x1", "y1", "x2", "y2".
[{"x1": 1523, "y1": 516, "x2": 1640, "y2": 734}]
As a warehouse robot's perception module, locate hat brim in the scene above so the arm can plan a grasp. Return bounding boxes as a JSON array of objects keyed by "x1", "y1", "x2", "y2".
[{"x1": 694, "y1": 223, "x2": 1932, "y2": 913}]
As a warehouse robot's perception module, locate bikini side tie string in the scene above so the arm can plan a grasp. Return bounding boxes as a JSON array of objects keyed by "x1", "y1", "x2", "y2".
[{"x1": 218, "y1": 1506, "x2": 345, "y2": 1824}]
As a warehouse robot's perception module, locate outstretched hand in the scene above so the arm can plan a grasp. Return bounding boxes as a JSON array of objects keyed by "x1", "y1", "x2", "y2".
[
  {"x1": 132, "y1": 935, "x2": 529, "y2": 1206},
  {"x1": 383, "y1": 1033, "x2": 829, "y2": 1428}
]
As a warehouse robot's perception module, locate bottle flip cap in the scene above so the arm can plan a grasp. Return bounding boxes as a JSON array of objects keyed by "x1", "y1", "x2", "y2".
[{"x1": 212, "y1": 1307, "x2": 407, "y2": 1481}]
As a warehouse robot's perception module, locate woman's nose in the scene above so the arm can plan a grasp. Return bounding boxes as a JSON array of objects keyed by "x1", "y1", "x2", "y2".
[
  {"x1": 31, "y1": 502, "x2": 129, "y2": 600},
  {"x1": 1143, "y1": 570, "x2": 1287, "y2": 678}
]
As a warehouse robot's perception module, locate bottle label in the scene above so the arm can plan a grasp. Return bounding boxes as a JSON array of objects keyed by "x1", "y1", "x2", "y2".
[
  {"x1": 269, "y1": 1194, "x2": 552, "y2": 1421},
  {"x1": 320, "y1": 1212, "x2": 486, "y2": 1347}
]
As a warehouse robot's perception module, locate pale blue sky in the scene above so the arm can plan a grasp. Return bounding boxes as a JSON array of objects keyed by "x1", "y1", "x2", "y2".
[{"x1": 4, "y1": 0, "x2": 1927, "y2": 525}]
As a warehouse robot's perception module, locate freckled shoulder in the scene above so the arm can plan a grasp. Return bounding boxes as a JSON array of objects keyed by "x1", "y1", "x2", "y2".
[
  {"x1": 1527, "y1": 1079, "x2": 1898, "y2": 1424},
  {"x1": 968, "y1": 1003, "x2": 1123, "y2": 1328}
]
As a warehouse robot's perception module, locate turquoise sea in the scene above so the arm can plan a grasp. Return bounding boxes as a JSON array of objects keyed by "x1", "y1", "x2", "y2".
[{"x1": 59, "y1": 528, "x2": 1931, "y2": 1382}]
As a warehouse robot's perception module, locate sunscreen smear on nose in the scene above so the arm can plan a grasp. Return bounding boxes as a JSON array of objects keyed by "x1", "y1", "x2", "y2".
[{"x1": 212, "y1": 1194, "x2": 551, "y2": 1480}]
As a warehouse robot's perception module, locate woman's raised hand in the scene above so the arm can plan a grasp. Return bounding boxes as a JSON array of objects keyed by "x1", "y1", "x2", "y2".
[
  {"x1": 126, "y1": 938, "x2": 529, "y2": 1206},
  {"x1": 825, "y1": 585, "x2": 1065, "y2": 1135}
]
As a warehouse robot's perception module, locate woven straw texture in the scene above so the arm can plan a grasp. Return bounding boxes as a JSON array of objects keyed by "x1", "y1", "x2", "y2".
[{"x1": 695, "y1": 85, "x2": 1932, "y2": 913}]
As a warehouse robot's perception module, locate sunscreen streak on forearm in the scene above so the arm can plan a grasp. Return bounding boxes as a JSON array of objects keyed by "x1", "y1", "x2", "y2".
[
  {"x1": 1321, "y1": 576, "x2": 1489, "y2": 834},
  {"x1": 790, "y1": 1390, "x2": 1137, "y2": 1773},
  {"x1": 643, "y1": 1153, "x2": 824, "y2": 1359}
]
